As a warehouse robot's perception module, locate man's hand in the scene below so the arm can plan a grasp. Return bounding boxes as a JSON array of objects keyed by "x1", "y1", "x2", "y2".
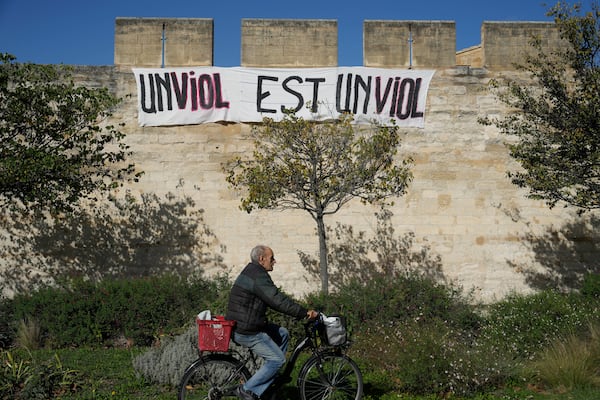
[{"x1": 306, "y1": 310, "x2": 319, "y2": 320}]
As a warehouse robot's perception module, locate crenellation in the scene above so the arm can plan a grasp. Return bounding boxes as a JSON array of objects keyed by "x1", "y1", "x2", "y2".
[
  {"x1": 363, "y1": 20, "x2": 457, "y2": 68},
  {"x1": 113, "y1": 17, "x2": 565, "y2": 69},
  {"x1": 241, "y1": 19, "x2": 337, "y2": 67},
  {"x1": 482, "y1": 21, "x2": 564, "y2": 69},
  {"x1": 115, "y1": 18, "x2": 213, "y2": 68}
]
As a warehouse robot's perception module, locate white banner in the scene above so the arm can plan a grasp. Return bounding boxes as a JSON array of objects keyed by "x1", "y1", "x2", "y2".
[{"x1": 133, "y1": 67, "x2": 435, "y2": 127}]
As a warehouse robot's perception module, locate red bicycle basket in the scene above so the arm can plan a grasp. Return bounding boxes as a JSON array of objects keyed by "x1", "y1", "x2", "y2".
[{"x1": 196, "y1": 316, "x2": 235, "y2": 352}]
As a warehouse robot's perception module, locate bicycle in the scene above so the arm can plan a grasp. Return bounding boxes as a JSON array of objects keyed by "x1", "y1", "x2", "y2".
[{"x1": 178, "y1": 314, "x2": 363, "y2": 400}]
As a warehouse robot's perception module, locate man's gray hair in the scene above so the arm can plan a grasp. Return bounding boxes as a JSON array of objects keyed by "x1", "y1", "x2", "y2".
[{"x1": 250, "y1": 245, "x2": 269, "y2": 263}]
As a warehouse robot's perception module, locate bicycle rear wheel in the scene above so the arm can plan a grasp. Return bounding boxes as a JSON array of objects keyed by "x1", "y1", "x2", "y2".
[
  {"x1": 297, "y1": 352, "x2": 363, "y2": 400},
  {"x1": 178, "y1": 353, "x2": 251, "y2": 400}
]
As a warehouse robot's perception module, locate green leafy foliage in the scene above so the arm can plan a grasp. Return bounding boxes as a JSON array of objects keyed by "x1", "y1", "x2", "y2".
[
  {"x1": 581, "y1": 272, "x2": 600, "y2": 298},
  {"x1": 479, "y1": 2, "x2": 600, "y2": 211},
  {"x1": 225, "y1": 113, "x2": 412, "y2": 215},
  {"x1": 9, "y1": 347, "x2": 175, "y2": 399},
  {"x1": 306, "y1": 272, "x2": 480, "y2": 332},
  {"x1": 340, "y1": 280, "x2": 600, "y2": 397},
  {"x1": 0, "y1": 53, "x2": 141, "y2": 212},
  {"x1": 0, "y1": 350, "x2": 82, "y2": 399},
  {"x1": 2, "y1": 273, "x2": 600, "y2": 398},
  {"x1": 224, "y1": 112, "x2": 413, "y2": 293},
  {"x1": 2, "y1": 275, "x2": 231, "y2": 348}
]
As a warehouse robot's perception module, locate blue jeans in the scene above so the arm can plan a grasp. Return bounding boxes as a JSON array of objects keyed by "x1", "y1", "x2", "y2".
[{"x1": 233, "y1": 324, "x2": 290, "y2": 397}]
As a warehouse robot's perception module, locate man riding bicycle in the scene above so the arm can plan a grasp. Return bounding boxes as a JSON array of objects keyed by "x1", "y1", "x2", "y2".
[{"x1": 226, "y1": 245, "x2": 318, "y2": 400}]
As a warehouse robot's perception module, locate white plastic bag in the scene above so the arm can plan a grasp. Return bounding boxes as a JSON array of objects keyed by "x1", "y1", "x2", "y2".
[
  {"x1": 321, "y1": 314, "x2": 347, "y2": 346},
  {"x1": 197, "y1": 310, "x2": 212, "y2": 320}
]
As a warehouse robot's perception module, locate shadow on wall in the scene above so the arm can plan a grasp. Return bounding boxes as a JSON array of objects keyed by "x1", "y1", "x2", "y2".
[
  {"x1": 1, "y1": 191, "x2": 226, "y2": 295},
  {"x1": 509, "y1": 214, "x2": 600, "y2": 292},
  {"x1": 298, "y1": 208, "x2": 446, "y2": 292}
]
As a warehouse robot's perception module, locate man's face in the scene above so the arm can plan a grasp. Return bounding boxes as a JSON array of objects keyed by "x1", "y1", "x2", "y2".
[{"x1": 259, "y1": 248, "x2": 276, "y2": 272}]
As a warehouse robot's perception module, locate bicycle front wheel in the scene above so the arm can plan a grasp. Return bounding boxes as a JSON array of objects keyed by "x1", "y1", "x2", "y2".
[
  {"x1": 297, "y1": 352, "x2": 363, "y2": 400},
  {"x1": 178, "y1": 354, "x2": 251, "y2": 400}
]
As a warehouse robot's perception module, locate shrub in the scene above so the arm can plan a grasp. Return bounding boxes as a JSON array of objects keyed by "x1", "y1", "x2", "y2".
[
  {"x1": 0, "y1": 294, "x2": 14, "y2": 349},
  {"x1": 133, "y1": 325, "x2": 261, "y2": 386},
  {"x1": 581, "y1": 273, "x2": 600, "y2": 299},
  {"x1": 352, "y1": 318, "x2": 515, "y2": 397},
  {"x1": 5, "y1": 274, "x2": 232, "y2": 347},
  {"x1": 308, "y1": 272, "x2": 501, "y2": 397},
  {"x1": 350, "y1": 286, "x2": 600, "y2": 397},
  {"x1": 133, "y1": 325, "x2": 198, "y2": 386},
  {"x1": 480, "y1": 290, "x2": 600, "y2": 361},
  {"x1": 306, "y1": 272, "x2": 481, "y2": 338}
]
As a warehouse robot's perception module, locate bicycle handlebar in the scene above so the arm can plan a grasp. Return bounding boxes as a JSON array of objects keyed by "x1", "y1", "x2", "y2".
[{"x1": 302, "y1": 312, "x2": 323, "y2": 336}]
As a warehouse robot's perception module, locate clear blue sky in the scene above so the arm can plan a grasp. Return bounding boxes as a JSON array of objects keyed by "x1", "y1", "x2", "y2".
[{"x1": 1, "y1": 0, "x2": 553, "y2": 67}]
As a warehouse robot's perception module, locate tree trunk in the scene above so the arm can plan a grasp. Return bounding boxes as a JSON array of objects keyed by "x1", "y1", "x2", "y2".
[{"x1": 316, "y1": 214, "x2": 328, "y2": 295}]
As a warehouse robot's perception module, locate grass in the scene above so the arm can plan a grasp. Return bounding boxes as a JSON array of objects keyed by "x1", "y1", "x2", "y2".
[
  {"x1": 9, "y1": 347, "x2": 598, "y2": 400},
  {"x1": 529, "y1": 323, "x2": 600, "y2": 392},
  {"x1": 21, "y1": 347, "x2": 173, "y2": 399},
  {"x1": 15, "y1": 317, "x2": 42, "y2": 350}
]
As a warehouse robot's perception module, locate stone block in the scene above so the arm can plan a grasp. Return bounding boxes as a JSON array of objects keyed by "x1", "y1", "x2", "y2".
[
  {"x1": 482, "y1": 21, "x2": 564, "y2": 69},
  {"x1": 241, "y1": 19, "x2": 337, "y2": 67},
  {"x1": 363, "y1": 20, "x2": 456, "y2": 68},
  {"x1": 115, "y1": 18, "x2": 213, "y2": 67}
]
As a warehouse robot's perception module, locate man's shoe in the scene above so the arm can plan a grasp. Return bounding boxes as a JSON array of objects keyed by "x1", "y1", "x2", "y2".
[{"x1": 235, "y1": 384, "x2": 258, "y2": 400}]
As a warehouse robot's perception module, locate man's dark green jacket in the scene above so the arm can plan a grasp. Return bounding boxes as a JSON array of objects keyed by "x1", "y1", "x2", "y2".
[{"x1": 226, "y1": 262, "x2": 307, "y2": 335}]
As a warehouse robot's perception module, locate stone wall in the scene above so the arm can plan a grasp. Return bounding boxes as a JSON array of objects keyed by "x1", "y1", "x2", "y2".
[
  {"x1": 4, "y1": 18, "x2": 596, "y2": 302},
  {"x1": 456, "y1": 45, "x2": 483, "y2": 67}
]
